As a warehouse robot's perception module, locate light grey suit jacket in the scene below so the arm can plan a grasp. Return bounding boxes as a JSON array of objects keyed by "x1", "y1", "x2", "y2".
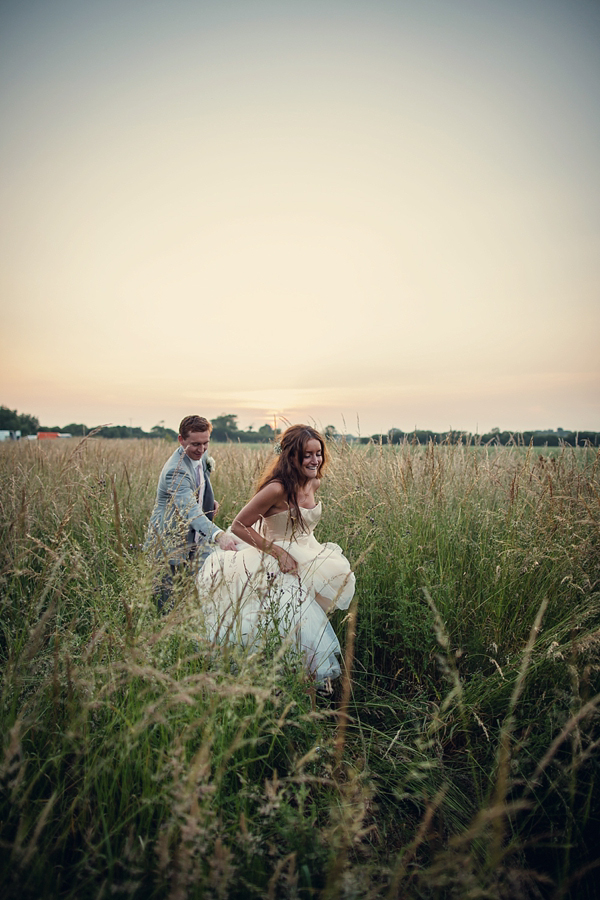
[{"x1": 145, "y1": 445, "x2": 222, "y2": 566}]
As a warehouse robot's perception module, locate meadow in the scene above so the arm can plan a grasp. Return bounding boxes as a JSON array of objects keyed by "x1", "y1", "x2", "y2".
[{"x1": 1, "y1": 436, "x2": 599, "y2": 899}]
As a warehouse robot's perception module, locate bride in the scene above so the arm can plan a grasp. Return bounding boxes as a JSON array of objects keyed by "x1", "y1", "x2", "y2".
[{"x1": 197, "y1": 425, "x2": 355, "y2": 685}]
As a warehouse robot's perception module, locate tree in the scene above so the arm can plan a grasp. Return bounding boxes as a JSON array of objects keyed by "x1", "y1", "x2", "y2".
[
  {"x1": 0, "y1": 406, "x2": 19, "y2": 430},
  {"x1": 211, "y1": 414, "x2": 240, "y2": 442},
  {"x1": 0, "y1": 405, "x2": 39, "y2": 436},
  {"x1": 151, "y1": 424, "x2": 177, "y2": 440},
  {"x1": 62, "y1": 423, "x2": 87, "y2": 436},
  {"x1": 211, "y1": 414, "x2": 239, "y2": 432}
]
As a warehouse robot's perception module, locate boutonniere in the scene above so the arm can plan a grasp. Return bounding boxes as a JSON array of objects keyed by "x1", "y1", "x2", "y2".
[{"x1": 205, "y1": 455, "x2": 216, "y2": 474}]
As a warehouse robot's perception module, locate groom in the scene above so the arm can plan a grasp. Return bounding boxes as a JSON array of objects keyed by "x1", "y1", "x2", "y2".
[{"x1": 145, "y1": 415, "x2": 236, "y2": 606}]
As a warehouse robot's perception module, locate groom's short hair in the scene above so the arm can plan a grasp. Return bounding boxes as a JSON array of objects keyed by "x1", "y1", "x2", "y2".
[{"x1": 179, "y1": 415, "x2": 212, "y2": 438}]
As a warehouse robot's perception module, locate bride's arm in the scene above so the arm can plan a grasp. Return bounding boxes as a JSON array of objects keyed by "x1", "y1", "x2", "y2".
[{"x1": 231, "y1": 483, "x2": 298, "y2": 574}]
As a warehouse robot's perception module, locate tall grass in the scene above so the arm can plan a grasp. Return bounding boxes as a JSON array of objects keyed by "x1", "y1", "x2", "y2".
[{"x1": 1, "y1": 436, "x2": 599, "y2": 898}]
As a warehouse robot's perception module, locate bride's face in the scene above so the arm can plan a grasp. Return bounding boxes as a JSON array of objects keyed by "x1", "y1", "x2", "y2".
[{"x1": 299, "y1": 438, "x2": 322, "y2": 481}]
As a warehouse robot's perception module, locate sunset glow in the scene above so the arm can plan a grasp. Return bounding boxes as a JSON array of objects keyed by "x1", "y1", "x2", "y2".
[{"x1": 1, "y1": 0, "x2": 598, "y2": 434}]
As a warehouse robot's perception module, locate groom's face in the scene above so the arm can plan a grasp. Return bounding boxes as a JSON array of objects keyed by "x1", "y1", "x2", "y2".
[{"x1": 179, "y1": 430, "x2": 210, "y2": 461}]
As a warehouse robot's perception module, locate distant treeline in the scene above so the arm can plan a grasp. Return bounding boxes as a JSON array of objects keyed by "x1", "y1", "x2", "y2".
[
  {"x1": 0, "y1": 406, "x2": 179, "y2": 440},
  {"x1": 59, "y1": 415, "x2": 279, "y2": 443},
  {"x1": 2, "y1": 405, "x2": 598, "y2": 446},
  {"x1": 207, "y1": 414, "x2": 279, "y2": 443},
  {"x1": 0, "y1": 407, "x2": 278, "y2": 442},
  {"x1": 361, "y1": 428, "x2": 600, "y2": 447},
  {"x1": 57, "y1": 424, "x2": 180, "y2": 440}
]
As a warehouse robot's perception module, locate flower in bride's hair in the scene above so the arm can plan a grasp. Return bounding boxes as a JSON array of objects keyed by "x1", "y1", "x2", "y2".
[
  {"x1": 205, "y1": 455, "x2": 216, "y2": 473},
  {"x1": 273, "y1": 441, "x2": 282, "y2": 455}
]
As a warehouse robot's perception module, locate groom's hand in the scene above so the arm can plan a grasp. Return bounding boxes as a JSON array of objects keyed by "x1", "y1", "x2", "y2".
[{"x1": 216, "y1": 532, "x2": 236, "y2": 551}]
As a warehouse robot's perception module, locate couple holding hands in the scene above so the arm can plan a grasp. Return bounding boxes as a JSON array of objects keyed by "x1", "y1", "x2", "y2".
[{"x1": 145, "y1": 415, "x2": 355, "y2": 685}]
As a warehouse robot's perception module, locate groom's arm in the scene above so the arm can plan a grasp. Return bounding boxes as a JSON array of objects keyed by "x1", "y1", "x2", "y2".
[{"x1": 166, "y1": 465, "x2": 222, "y2": 543}]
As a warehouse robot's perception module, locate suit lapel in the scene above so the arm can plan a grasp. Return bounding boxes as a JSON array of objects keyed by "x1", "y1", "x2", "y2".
[
  {"x1": 176, "y1": 449, "x2": 214, "y2": 519},
  {"x1": 202, "y1": 458, "x2": 215, "y2": 520}
]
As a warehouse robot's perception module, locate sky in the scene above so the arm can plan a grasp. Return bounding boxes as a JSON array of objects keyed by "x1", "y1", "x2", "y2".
[{"x1": 0, "y1": 0, "x2": 598, "y2": 436}]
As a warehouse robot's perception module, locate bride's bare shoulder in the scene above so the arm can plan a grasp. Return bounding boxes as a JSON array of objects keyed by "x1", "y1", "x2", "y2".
[
  {"x1": 258, "y1": 480, "x2": 288, "y2": 514},
  {"x1": 256, "y1": 481, "x2": 285, "y2": 500},
  {"x1": 234, "y1": 480, "x2": 287, "y2": 525}
]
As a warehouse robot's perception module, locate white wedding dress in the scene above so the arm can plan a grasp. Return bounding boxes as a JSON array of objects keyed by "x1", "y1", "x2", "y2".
[{"x1": 196, "y1": 502, "x2": 355, "y2": 683}]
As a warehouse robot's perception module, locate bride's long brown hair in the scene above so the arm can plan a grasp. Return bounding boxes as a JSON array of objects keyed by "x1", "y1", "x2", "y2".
[{"x1": 256, "y1": 425, "x2": 327, "y2": 531}]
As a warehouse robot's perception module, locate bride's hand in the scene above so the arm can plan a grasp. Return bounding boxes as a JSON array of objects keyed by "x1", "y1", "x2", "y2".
[
  {"x1": 216, "y1": 532, "x2": 237, "y2": 551},
  {"x1": 275, "y1": 549, "x2": 298, "y2": 575}
]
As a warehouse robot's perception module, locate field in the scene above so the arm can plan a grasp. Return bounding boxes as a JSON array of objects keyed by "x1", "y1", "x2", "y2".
[{"x1": 1, "y1": 436, "x2": 599, "y2": 899}]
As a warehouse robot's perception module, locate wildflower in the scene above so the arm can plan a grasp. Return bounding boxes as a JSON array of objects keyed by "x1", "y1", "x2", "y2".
[{"x1": 547, "y1": 641, "x2": 565, "y2": 661}]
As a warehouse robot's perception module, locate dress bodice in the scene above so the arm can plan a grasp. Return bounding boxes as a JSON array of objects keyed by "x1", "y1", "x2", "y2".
[{"x1": 261, "y1": 502, "x2": 322, "y2": 543}]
